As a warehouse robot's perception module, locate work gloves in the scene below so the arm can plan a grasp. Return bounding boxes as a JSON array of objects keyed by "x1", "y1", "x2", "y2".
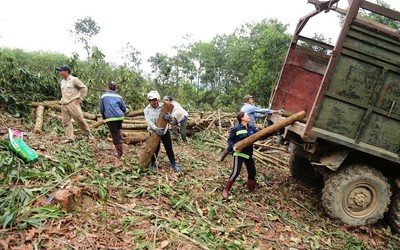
[
  {"x1": 163, "y1": 112, "x2": 173, "y2": 121},
  {"x1": 155, "y1": 128, "x2": 164, "y2": 136}
]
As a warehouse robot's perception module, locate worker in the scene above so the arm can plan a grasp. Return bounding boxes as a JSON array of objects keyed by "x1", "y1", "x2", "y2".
[
  {"x1": 163, "y1": 96, "x2": 189, "y2": 144},
  {"x1": 56, "y1": 65, "x2": 94, "y2": 143},
  {"x1": 100, "y1": 81, "x2": 126, "y2": 158},
  {"x1": 222, "y1": 111, "x2": 258, "y2": 199},
  {"x1": 240, "y1": 94, "x2": 273, "y2": 127},
  {"x1": 144, "y1": 90, "x2": 180, "y2": 172}
]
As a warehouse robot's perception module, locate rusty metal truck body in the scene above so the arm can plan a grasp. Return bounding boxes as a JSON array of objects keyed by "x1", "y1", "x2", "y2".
[{"x1": 270, "y1": 0, "x2": 400, "y2": 231}]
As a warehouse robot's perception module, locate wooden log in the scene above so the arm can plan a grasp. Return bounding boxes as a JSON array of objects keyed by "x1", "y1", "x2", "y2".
[
  {"x1": 122, "y1": 123, "x2": 148, "y2": 129},
  {"x1": 83, "y1": 112, "x2": 97, "y2": 121},
  {"x1": 91, "y1": 119, "x2": 105, "y2": 128},
  {"x1": 125, "y1": 135, "x2": 148, "y2": 145},
  {"x1": 29, "y1": 100, "x2": 60, "y2": 106},
  {"x1": 30, "y1": 101, "x2": 97, "y2": 120},
  {"x1": 138, "y1": 103, "x2": 174, "y2": 167},
  {"x1": 33, "y1": 105, "x2": 45, "y2": 134},
  {"x1": 122, "y1": 119, "x2": 147, "y2": 124},
  {"x1": 234, "y1": 111, "x2": 306, "y2": 151},
  {"x1": 122, "y1": 131, "x2": 148, "y2": 137},
  {"x1": 29, "y1": 102, "x2": 62, "y2": 110},
  {"x1": 122, "y1": 129, "x2": 147, "y2": 134},
  {"x1": 187, "y1": 119, "x2": 199, "y2": 128},
  {"x1": 125, "y1": 109, "x2": 144, "y2": 117}
]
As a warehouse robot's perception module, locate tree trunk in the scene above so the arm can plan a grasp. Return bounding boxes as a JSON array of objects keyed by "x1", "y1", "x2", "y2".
[
  {"x1": 33, "y1": 105, "x2": 45, "y2": 134},
  {"x1": 125, "y1": 135, "x2": 148, "y2": 145},
  {"x1": 138, "y1": 103, "x2": 174, "y2": 167},
  {"x1": 121, "y1": 123, "x2": 148, "y2": 129},
  {"x1": 91, "y1": 119, "x2": 105, "y2": 128},
  {"x1": 234, "y1": 111, "x2": 306, "y2": 151},
  {"x1": 29, "y1": 101, "x2": 97, "y2": 120},
  {"x1": 125, "y1": 109, "x2": 144, "y2": 117}
]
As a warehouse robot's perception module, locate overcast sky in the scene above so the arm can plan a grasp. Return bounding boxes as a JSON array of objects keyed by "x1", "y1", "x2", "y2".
[{"x1": 0, "y1": 0, "x2": 399, "y2": 72}]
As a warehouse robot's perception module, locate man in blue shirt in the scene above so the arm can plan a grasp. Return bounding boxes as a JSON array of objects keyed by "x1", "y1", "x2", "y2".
[
  {"x1": 240, "y1": 94, "x2": 272, "y2": 127},
  {"x1": 100, "y1": 81, "x2": 126, "y2": 158}
]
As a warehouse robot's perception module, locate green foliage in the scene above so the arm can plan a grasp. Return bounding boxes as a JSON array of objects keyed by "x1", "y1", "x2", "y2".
[
  {"x1": 344, "y1": 236, "x2": 366, "y2": 250},
  {"x1": 360, "y1": 0, "x2": 400, "y2": 29},
  {"x1": 70, "y1": 16, "x2": 101, "y2": 61},
  {"x1": 0, "y1": 49, "x2": 63, "y2": 114},
  {"x1": 299, "y1": 33, "x2": 333, "y2": 54},
  {"x1": 0, "y1": 136, "x2": 95, "y2": 229},
  {"x1": 149, "y1": 18, "x2": 291, "y2": 110},
  {"x1": 18, "y1": 206, "x2": 66, "y2": 229},
  {"x1": 0, "y1": 187, "x2": 31, "y2": 228},
  {"x1": 1, "y1": 17, "x2": 293, "y2": 114},
  {"x1": 339, "y1": 0, "x2": 399, "y2": 29}
]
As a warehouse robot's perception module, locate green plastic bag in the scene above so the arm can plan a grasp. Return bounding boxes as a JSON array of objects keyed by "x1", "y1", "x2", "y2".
[{"x1": 8, "y1": 128, "x2": 39, "y2": 163}]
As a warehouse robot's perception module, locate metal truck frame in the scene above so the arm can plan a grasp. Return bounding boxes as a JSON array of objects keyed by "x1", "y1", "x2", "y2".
[{"x1": 270, "y1": 0, "x2": 400, "y2": 231}]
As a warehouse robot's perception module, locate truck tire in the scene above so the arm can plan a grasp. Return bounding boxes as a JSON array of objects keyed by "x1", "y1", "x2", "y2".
[
  {"x1": 388, "y1": 194, "x2": 400, "y2": 233},
  {"x1": 289, "y1": 153, "x2": 321, "y2": 185},
  {"x1": 322, "y1": 164, "x2": 391, "y2": 226}
]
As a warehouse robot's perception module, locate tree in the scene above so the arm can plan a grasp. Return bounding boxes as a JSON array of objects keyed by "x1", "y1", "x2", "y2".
[
  {"x1": 120, "y1": 42, "x2": 142, "y2": 73},
  {"x1": 300, "y1": 33, "x2": 333, "y2": 54},
  {"x1": 148, "y1": 53, "x2": 173, "y2": 86},
  {"x1": 360, "y1": 0, "x2": 400, "y2": 29},
  {"x1": 70, "y1": 16, "x2": 101, "y2": 62},
  {"x1": 339, "y1": 0, "x2": 399, "y2": 29}
]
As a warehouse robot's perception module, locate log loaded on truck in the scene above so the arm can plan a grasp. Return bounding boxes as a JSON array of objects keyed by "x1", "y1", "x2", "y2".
[{"x1": 270, "y1": 0, "x2": 400, "y2": 231}]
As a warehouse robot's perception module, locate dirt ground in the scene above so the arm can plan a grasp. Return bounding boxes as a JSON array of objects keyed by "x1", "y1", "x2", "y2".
[{"x1": 1, "y1": 113, "x2": 400, "y2": 249}]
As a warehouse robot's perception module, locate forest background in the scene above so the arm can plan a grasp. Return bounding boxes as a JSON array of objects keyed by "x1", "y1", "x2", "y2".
[{"x1": 0, "y1": 0, "x2": 399, "y2": 117}]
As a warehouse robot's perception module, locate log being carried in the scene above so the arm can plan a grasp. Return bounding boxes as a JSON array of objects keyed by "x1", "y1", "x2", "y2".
[
  {"x1": 138, "y1": 90, "x2": 180, "y2": 172},
  {"x1": 233, "y1": 111, "x2": 306, "y2": 151},
  {"x1": 221, "y1": 110, "x2": 306, "y2": 200}
]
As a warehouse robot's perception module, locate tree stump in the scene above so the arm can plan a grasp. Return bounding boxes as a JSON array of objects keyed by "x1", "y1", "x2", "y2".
[{"x1": 33, "y1": 105, "x2": 45, "y2": 134}]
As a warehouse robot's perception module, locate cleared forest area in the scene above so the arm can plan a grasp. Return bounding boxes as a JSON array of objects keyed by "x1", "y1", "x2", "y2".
[{"x1": 0, "y1": 111, "x2": 399, "y2": 250}]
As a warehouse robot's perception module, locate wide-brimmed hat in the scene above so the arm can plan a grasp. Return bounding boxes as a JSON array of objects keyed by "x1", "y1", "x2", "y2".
[{"x1": 243, "y1": 94, "x2": 253, "y2": 101}]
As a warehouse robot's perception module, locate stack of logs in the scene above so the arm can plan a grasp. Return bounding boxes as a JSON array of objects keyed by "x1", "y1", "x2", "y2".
[{"x1": 29, "y1": 101, "x2": 238, "y2": 144}]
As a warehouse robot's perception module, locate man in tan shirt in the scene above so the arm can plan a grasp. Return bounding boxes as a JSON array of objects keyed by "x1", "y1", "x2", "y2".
[{"x1": 56, "y1": 65, "x2": 93, "y2": 143}]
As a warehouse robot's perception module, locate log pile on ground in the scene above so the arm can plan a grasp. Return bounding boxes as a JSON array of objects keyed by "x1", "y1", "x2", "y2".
[
  {"x1": 29, "y1": 101, "x2": 242, "y2": 143},
  {"x1": 204, "y1": 130, "x2": 290, "y2": 169}
]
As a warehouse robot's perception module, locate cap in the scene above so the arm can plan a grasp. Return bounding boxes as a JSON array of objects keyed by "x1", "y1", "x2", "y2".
[
  {"x1": 163, "y1": 95, "x2": 172, "y2": 101},
  {"x1": 147, "y1": 90, "x2": 160, "y2": 100},
  {"x1": 243, "y1": 94, "x2": 253, "y2": 101},
  {"x1": 55, "y1": 65, "x2": 71, "y2": 73}
]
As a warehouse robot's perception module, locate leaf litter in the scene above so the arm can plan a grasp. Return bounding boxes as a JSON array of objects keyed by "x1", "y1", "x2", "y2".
[{"x1": 0, "y1": 112, "x2": 399, "y2": 249}]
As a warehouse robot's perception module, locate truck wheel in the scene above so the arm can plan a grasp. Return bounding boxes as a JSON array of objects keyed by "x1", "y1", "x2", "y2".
[
  {"x1": 388, "y1": 194, "x2": 400, "y2": 233},
  {"x1": 322, "y1": 164, "x2": 391, "y2": 226},
  {"x1": 289, "y1": 153, "x2": 321, "y2": 184}
]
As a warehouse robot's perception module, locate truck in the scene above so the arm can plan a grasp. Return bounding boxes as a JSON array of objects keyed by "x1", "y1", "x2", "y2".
[{"x1": 270, "y1": 0, "x2": 400, "y2": 231}]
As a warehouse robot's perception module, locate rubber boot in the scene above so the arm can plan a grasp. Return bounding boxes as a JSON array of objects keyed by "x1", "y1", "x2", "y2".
[
  {"x1": 114, "y1": 144, "x2": 123, "y2": 158},
  {"x1": 222, "y1": 179, "x2": 234, "y2": 199},
  {"x1": 247, "y1": 179, "x2": 256, "y2": 192},
  {"x1": 149, "y1": 159, "x2": 156, "y2": 170},
  {"x1": 171, "y1": 161, "x2": 180, "y2": 172}
]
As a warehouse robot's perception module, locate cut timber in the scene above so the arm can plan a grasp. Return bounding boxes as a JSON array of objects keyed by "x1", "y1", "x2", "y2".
[
  {"x1": 122, "y1": 131, "x2": 148, "y2": 137},
  {"x1": 29, "y1": 102, "x2": 61, "y2": 110},
  {"x1": 122, "y1": 123, "x2": 148, "y2": 129},
  {"x1": 125, "y1": 135, "x2": 148, "y2": 145},
  {"x1": 29, "y1": 101, "x2": 97, "y2": 120},
  {"x1": 91, "y1": 119, "x2": 105, "y2": 128},
  {"x1": 33, "y1": 105, "x2": 45, "y2": 134},
  {"x1": 125, "y1": 109, "x2": 144, "y2": 117},
  {"x1": 234, "y1": 111, "x2": 306, "y2": 151},
  {"x1": 138, "y1": 103, "x2": 174, "y2": 167},
  {"x1": 82, "y1": 112, "x2": 97, "y2": 120}
]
